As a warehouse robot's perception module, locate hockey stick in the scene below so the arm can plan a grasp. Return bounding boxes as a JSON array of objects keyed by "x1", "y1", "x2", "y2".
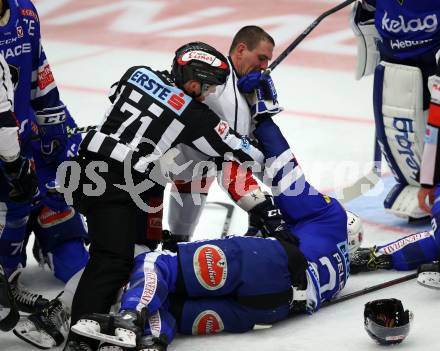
[
  {"x1": 338, "y1": 135, "x2": 382, "y2": 204},
  {"x1": 323, "y1": 272, "x2": 417, "y2": 307},
  {"x1": 269, "y1": 0, "x2": 356, "y2": 71},
  {"x1": 66, "y1": 124, "x2": 97, "y2": 136},
  {"x1": 206, "y1": 201, "x2": 235, "y2": 238}
]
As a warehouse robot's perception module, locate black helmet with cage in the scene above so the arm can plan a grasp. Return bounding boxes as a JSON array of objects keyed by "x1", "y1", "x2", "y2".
[
  {"x1": 364, "y1": 298, "x2": 413, "y2": 345},
  {"x1": 171, "y1": 42, "x2": 230, "y2": 90}
]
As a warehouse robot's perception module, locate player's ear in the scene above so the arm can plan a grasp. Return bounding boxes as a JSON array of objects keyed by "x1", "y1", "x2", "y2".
[
  {"x1": 235, "y1": 42, "x2": 247, "y2": 57},
  {"x1": 182, "y1": 80, "x2": 200, "y2": 95}
]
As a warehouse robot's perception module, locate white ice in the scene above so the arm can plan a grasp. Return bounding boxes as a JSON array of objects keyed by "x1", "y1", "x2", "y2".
[{"x1": 2, "y1": 1, "x2": 439, "y2": 350}]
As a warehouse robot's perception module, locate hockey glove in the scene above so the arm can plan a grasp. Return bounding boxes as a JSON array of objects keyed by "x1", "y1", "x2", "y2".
[
  {"x1": 39, "y1": 180, "x2": 69, "y2": 212},
  {"x1": 237, "y1": 71, "x2": 277, "y2": 101},
  {"x1": 249, "y1": 196, "x2": 299, "y2": 246},
  {"x1": 2, "y1": 156, "x2": 37, "y2": 202},
  {"x1": 35, "y1": 106, "x2": 68, "y2": 159},
  {"x1": 238, "y1": 71, "x2": 282, "y2": 122},
  {"x1": 349, "y1": 247, "x2": 392, "y2": 274},
  {"x1": 161, "y1": 230, "x2": 189, "y2": 252}
]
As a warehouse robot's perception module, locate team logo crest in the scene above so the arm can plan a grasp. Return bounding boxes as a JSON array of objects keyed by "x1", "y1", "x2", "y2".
[
  {"x1": 192, "y1": 310, "x2": 224, "y2": 335},
  {"x1": 193, "y1": 244, "x2": 227, "y2": 290},
  {"x1": 214, "y1": 120, "x2": 229, "y2": 138},
  {"x1": 16, "y1": 26, "x2": 23, "y2": 38}
]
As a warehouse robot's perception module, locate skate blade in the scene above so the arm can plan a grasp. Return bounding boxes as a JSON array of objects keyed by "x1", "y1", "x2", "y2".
[
  {"x1": 13, "y1": 320, "x2": 56, "y2": 350},
  {"x1": 417, "y1": 272, "x2": 440, "y2": 290},
  {"x1": 71, "y1": 319, "x2": 137, "y2": 348}
]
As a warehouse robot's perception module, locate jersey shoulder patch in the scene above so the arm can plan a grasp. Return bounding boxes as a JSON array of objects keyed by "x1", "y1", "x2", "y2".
[{"x1": 126, "y1": 67, "x2": 191, "y2": 115}]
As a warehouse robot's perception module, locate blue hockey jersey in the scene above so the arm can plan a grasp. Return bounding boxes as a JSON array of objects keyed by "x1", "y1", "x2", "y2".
[
  {"x1": 0, "y1": 0, "x2": 80, "y2": 199},
  {"x1": 366, "y1": 0, "x2": 440, "y2": 59}
]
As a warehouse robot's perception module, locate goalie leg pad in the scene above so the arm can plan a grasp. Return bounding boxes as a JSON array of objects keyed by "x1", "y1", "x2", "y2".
[
  {"x1": 374, "y1": 61, "x2": 426, "y2": 186},
  {"x1": 384, "y1": 184, "x2": 430, "y2": 219},
  {"x1": 374, "y1": 62, "x2": 427, "y2": 218}
]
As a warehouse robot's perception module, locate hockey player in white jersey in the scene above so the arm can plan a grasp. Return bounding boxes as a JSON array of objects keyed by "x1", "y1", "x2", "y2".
[
  {"x1": 0, "y1": 53, "x2": 36, "y2": 202},
  {"x1": 166, "y1": 25, "x2": 275, "y2": 244}
]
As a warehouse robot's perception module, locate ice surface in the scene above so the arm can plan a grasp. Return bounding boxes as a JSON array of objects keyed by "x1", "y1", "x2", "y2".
[{"x1": 2, "y1": 1, "x2": 438, "y2": 350}]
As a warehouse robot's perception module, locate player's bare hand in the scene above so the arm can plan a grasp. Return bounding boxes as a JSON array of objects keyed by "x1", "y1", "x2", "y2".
[{"x1": 418, "y1": 187, "x2": 434, "y2": 214}]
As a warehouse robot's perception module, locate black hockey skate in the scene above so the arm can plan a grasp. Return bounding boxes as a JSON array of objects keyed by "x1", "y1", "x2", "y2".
[
  {"x1": 63, "y1": 340, "x2": 94, "y2": 351},
  {"x1": 137, "y1": 335, "x2": 168, "y2": 351},
  {"x1": 350, "y1": 247, "x2": 393, "y2": 274},
  {"x1": 9, "y1": 269, "x2": 49, "y2": 313},
  {"x1": 417, "y1": 261, "x2": 440, "y2": 289},
  {"x1": 71, "y1": 310, "x2": 146, "y2": 348},
  {"x1": 98, "y1": 342, "x2": 130, "y2": 351},
  {"x1": 0, "y1": 265, "x2": 19, "y2": 331},
  {"x1": 13, "y1": 295, "x2": 69, "y2": 349}
]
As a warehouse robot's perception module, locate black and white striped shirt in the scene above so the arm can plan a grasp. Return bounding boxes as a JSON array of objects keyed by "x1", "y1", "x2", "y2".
[{"x1": 80, "y1": 66, "x2": 264, "y2": 173}]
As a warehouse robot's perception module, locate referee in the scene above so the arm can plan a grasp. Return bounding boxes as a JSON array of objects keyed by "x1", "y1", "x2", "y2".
[{"x1": 65, "y1": 42, "x2": 265, "y2": 351}]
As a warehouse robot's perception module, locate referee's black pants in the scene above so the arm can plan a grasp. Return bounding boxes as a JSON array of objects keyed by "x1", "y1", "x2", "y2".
[{"x1": 68, "y1": 154, "x2": 161, "y2": 329}]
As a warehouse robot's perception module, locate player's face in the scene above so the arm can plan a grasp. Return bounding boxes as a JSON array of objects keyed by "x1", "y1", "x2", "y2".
[
  {"x1": 183, "y1": 81, "x2": 216, "y2": 102},
  {"x1": 236, "y1": 40, "x2": 274, "y2": 76}
]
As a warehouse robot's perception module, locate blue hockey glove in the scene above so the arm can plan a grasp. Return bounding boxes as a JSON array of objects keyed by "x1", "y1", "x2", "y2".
[
  {"x1": 40, "y1": 180, "x2": 69, "y2": 212},
  {"x1": 237, "y1": 71, "x2": 278, "y2": 103},
  {"x1": 2, "y1": 156, "x2": 38, "y2": 202},
  {"x1": 249, "y1": 86, "x2": 283, "y2": 122},
  {"x1": 35, "y1": 106, "x2": 68, "y2": 158}
]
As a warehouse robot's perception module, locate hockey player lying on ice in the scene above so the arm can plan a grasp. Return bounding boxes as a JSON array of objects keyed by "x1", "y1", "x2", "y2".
[
  {"x1": 14, "y1": 115, "x2": 361, "y2": 351},
  {"x1": 14, "y1": 71, "x2": 437, "y2": 351}
]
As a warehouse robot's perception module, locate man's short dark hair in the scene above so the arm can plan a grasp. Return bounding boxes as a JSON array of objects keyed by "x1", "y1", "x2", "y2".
[{"x1": 229, "y1": 26, "x2": 275, "y2": 55}]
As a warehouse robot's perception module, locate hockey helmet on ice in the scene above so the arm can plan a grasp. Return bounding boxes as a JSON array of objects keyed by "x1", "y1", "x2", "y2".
[
  {"x1": 364, "y1": 298, "x2": 413, "y2": 345},
  {"x1": 172, "y1": 42, "x2": 230, "y2": 89}
]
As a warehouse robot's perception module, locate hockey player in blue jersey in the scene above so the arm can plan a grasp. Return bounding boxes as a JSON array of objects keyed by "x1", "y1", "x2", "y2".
[
  {"x1": 62, "y1": 101, "x2": 353, "y2": 350},
  {"x1": 0, "y1": 0, "x2": 88, "y2": 332},
  {"x1": 350, "y1": 0, "x2": 440, "y2": 220}
]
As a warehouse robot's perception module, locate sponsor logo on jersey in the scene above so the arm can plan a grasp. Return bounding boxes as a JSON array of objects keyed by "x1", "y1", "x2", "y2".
[
  {"x1": 128, "y1": 68, "x2": 191, "y2": 115},
  {"x1": 167, "y1": 92, "x2": 187, "y2": 111},
  {"x1": 37, "y1": 206, "x2": 75, "y2": 228},
  {"x1": 38, "y1": 64, "x2": 55, "y2": 91},
  {"x1": 193, "y1": 244, "x2": 227, "y2": 290},
  {"x1": 148, "y1": 312, "x2": 162, "y2": 337},
  {"x1": 141, "y1": 270, "x2": 157, "y2": 305},
  {"x1": 390, "y1": 38, "x2": 432, "y2": 50},
  {"x1": 0, "y1": 43, "x2": 31, "y2": 59},
  {"x1": 16, "y1": 26, "x2": 23, "y2": 38},
  {"x1": 382, "y1": 12, "x2": 438, "y2": 34},
  {"x1": 392, "y1": 117, "x2": 419, "y2": 181},
  {"x1": 21, "y1": 8, "x2": 39, "y2": 22},
  {"x1": 381, "y1": 231, "x2": 433, "y2": 255},
  {"x1": 178, "y1": 50, "x2": 228, "y2": 69},
  {"x1": 192, "y1": 310, "x2": 224, "y2": 335},
  {"x1": 214, "y1": 120, "x2": 229, "y2": 138}
]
